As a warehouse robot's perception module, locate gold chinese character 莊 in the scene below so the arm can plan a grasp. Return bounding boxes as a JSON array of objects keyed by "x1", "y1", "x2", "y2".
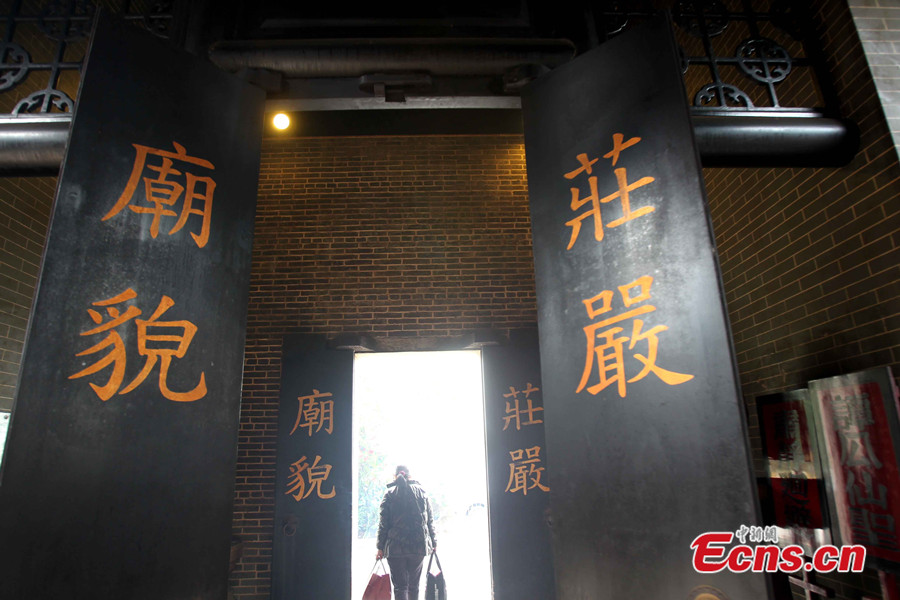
[
  {"x1": 563, "y1": 133, "x2": 655, "y2": 250},
  {"x1": 103, "y1": 141, "x2": 216, "y2": 248},
  {"x1": 502, "y1": 383, "x2": 543, "y2": 431},
  {"x1": 576, "y1": 275, "x2": 692, "y2": 398}
]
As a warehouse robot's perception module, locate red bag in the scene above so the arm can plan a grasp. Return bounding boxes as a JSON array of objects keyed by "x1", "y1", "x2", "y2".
[{"x1": 363, "y1": 560, "x2": 391, "y2": 600}]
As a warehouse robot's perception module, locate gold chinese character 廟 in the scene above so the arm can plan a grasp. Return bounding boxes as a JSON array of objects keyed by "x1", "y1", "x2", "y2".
[
  {"x1": 103, "y1": 141, "x2": 216, "y2": 248},
  {"x1": 290, "y1": 389, "x2": 334, "y2": 436}
]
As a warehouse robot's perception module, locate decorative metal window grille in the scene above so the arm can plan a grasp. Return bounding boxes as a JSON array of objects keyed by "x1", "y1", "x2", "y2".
[
  {"x1": 597, "y1": 0, "x2": 836, "y2": 116},
  {"x1": 0, "y1": 0, "x2": 181, "y2": 115}
]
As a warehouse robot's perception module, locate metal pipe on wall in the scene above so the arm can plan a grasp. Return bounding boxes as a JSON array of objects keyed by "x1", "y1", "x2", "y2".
[
  {"x1": 0, "y1": 117, "x2": 70, "y2": 175},
  {"x1": 0, "y1": 37, "x2": 859, "y2": 174},
  {"x1": 0, "y1": 114, "x2": 858, "y2": 175},
  {"x1": 692, "y1": 115, "x2": 859, "y2": 168}
]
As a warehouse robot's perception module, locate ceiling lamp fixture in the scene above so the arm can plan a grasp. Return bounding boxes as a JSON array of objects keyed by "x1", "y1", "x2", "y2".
[{"x1": 272, "y1": 113, "x2": 290, "y2": 130}]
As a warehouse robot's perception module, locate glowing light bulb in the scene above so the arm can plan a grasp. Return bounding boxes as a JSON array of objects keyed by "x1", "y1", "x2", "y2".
[{"x1": 273, "y1": 113, "x2": 290, "y2": 130}]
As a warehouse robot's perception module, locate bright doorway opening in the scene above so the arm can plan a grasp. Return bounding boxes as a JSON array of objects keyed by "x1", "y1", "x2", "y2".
[{"x1": 352, "y1": 350, "x2": 491, "y2": 600}]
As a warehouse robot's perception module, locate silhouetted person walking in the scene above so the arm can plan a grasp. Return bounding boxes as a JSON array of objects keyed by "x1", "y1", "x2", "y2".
[{"x1": 375, "y1": 465, "x2": 437, "y2": 600}]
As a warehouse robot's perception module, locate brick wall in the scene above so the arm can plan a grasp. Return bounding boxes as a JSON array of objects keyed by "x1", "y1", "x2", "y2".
[
  {"x1": 0, "y1": 176, "x2": 55, "y2": 412},
  {"x1": 849, "y1": 0, "x2": 900, "y2": 159},
  {"x1": 229, "y1": 134, "x2": 536, "y2": 599},
  {"x1": 704, "y1": 0, "x2": 899, "y2": 598},
  {"x1": 227, "y1": 4, "x2": 900, "y2": 597}
]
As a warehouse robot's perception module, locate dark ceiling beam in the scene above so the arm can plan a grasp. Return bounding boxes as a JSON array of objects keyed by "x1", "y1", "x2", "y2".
[{"x1": 207, "y1": 38, "x2": 576, "y2": 77}]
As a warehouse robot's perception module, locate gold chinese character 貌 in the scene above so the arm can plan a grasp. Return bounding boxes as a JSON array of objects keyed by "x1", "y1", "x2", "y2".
[
  {"x1": 285, "y1": 455, "x2": 336, "y2": 501},
  {"x1": 69, "y1": 289, "x2": 207, "y2": 402}
]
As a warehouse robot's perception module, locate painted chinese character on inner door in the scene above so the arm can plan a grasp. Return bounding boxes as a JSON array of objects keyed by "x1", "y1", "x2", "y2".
[
  {"x1": 502, "y1": 383, "x2": 543, "y2": 431},
  {"x1": 285, "y1": 455, "x2": 337, "y2": 501},
  {"x1": 290, "y1": 389, "x2": 335, "y2": 436},
  {"x1": 505, "y1": 446, "x2": 550, "y2": 495}
]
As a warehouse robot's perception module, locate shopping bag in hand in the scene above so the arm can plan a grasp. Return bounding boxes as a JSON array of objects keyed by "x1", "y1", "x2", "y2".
[
  {"x1": 425, "y1": 552, "x2": 447, "y2": 600},
  {"x1": 363, "y1": 559, "x2": 391, "y2": 600}
]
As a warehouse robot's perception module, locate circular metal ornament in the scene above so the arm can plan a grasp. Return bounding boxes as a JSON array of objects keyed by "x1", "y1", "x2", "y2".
[
  {"x1": 737, "y1": 38, "x2": 792, "y2": 83},
  {"x1": 678, "y1": 45, "x2": 689, "y2": 75},
  {"x1": 141, "y1": 2, "x2": 175, "y2": 39},
  {"x1": 39, "y1": 0, "x2": 95, "y2": 41},
  {"x1": 602, "y1": 3, "x2": 630, "y2": 37},
  {"x1": 771, "y1": 1, "x2": 807, "y2": 38},
  {"x1": 694, "y1": 82, "x2": 754, "y2": 108},
  {"x1": 675, "y1": 0, "x2": 729, "y2": 38},
  {"x1": 14, "y1": 88, "x2": 75, "y2": 114},
  {"x1": 282, "y1": 514, "x2": 299, "y2": 537},
  {"x1": 688, "y1": 585, "x2": 730, "y2": 600},
  {"x1": 0, "y1": 43, "x2": 31, "y2": 92}
]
